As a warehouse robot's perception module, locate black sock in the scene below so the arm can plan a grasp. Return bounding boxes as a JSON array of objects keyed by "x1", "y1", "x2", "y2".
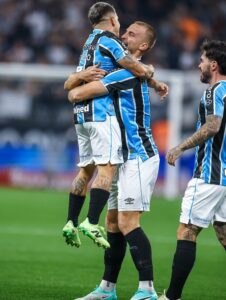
[
  {"x1": 87, "y1": 188, "x2": 110, "y2": 224},
  {"x1": 166, "y1": 240, "x2": 196, "y2": 300},
  {"x1": 103, "y1": 232, "x2": 127, "y2": 283},
  {"x1": 67, "y1": 193, "x2": 85, "y2": 227},
  {"x1": 224, "y1": 245, "x2": 226, "y2": 251},
  {"x1": 125, "y1": 227, "x2": 153, "y2": 281}
]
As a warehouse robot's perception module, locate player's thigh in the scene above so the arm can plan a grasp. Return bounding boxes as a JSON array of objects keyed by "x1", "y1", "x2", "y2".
[
  {"x1": 88, "y1": 115, "x2": 123, "y2": 165},
  {"x1": 75, "y1": 124, "x2": 93, "y2": 167},
  {"x1": 118, "y1": 155, "x2": 159, "y2": 212},
  {"x1": 180, "y1": 178, "x2": 226, "y2": 228},
  {"x1": 108, "y1": 167, "x2": 119, "y2": 211}
]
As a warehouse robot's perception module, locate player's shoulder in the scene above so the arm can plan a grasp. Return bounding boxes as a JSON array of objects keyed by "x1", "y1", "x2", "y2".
[
  {"x1": 207, "y1": 80, "x2": 226, "y2": 92},
  {"x1": 99, "y1": 31, "x2": 127, "y2": 48},
  {"x1": 205, "y1": 81, "x2": 226, "y2": 99}
]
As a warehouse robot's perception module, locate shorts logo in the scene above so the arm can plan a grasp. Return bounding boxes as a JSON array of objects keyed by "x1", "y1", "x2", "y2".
[
  {"x1": 124, "y1": 198, "x2": 135, "y2": 205},
  {"x1": 224, "y1": 168, "x2": 226, "y2": 176}
]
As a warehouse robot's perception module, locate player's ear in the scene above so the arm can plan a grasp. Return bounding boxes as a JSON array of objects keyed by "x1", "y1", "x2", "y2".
[
  {"x1": 110, "y1": 16, "x2": 115, "y2": 27},
  {"x1": 139, "y1": 42, "x2": 149, "y2": 52},
  {"x1": 210, "y1": 60, "x2": 218, "y2": 72}
]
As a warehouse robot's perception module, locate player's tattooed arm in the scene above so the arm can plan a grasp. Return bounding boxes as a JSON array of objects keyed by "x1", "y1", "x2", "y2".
[
  {"x1": 64, "y1": 64, "x2": 107, "y2": 90},
  {"x1": 118, "y1": 55, "x2": 154, "y2": 79},
  {"x1": 166, "y1": 115, "x2": 222, "y2": 166}
]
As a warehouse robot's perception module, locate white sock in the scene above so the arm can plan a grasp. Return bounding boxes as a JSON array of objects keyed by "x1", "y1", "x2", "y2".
[
  {"x1": 138, "y1": 280, "x2": 155, "y2": 292},
  {"x1": 100, "y1": 280, "x2": 116, "y2": 292}
]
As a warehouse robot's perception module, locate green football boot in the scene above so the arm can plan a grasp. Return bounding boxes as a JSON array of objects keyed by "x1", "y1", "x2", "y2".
[
  {"x1": 78, "y1": 218, "x2": 110, "y2": 249},
  {"x1": 62, "y1": 220, "x2": 81, "y2": 248}
]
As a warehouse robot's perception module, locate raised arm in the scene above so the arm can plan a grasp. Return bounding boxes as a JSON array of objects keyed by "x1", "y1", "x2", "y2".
[
  {"x1": 118, "y1": 55, "x2": 154, "y2": 79},
  {"x1": 166, "y1": 115, "x2": 222, "y2": 166},
  {"x1": 64, "y1": 64, "x2": 107, "y2": 90}
]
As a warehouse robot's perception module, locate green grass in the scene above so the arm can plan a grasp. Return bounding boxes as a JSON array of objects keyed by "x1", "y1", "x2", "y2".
[{"x1": 0, "y1": 187, "x2": 225, "y2": 300}]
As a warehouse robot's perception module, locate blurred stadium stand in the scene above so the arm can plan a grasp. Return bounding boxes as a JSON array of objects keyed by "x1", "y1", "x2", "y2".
[{"x1": 0, "y1": 0, "x2": 226, "y2": 68}]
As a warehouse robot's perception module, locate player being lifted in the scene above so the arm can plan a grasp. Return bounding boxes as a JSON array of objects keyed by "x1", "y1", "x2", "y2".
[
  {"x1": 159, "y1": 40, "x2": 226, "y2": 300},
  {"x1": 67, "y1": 22, "x2": 168, "y2": 300},
  {"x1": 63, "y1": 2, "x2": 156, "y2": 249}
]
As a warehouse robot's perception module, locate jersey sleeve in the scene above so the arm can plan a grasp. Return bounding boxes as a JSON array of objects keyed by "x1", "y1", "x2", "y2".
[
  {"x1": 205, "y1": 83, "x2": 225, "y2": 117},
  {"x1": 99, "y1": 36, "x2": 128, "y2": 62},
  {"x1": 101, "y1": 69, "x2": 137, "y2": 93}
]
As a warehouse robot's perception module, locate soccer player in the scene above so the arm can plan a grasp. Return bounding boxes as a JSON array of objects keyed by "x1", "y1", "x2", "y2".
[
  {"x1": 68, "y1": 22, "x2": 168, "y2": 300},
  {"x1": 63, "y1": 2, "x2": 155, "y2": 249},
  {"x1": 158, "y1": 40, "x2": 226, "y2": 300}
]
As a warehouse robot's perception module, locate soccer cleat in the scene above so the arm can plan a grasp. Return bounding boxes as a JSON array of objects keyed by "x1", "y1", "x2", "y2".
[
  {"x1": 74, "y1": 286, "x2": 117, "y2": 300},
  {"x1": 78, "y1": 218, "x2": 110, "y2": 249},
  {"x1": 130, "y1": 289, "x2": 158, "y2": 300},
  {"x1": 158, "y1": 291, "x2": 181, "y2": 300},
  {"x1": 158, "y1": 295, "x2": 169, "y2": 300},
  {"x1": 62, "y1": 220, "x2": 81, "y2": 247}
]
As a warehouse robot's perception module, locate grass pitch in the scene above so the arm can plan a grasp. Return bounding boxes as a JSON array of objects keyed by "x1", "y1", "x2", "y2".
[{"x1": 0, "y1": 187, "x2": 225, "y2": 300}]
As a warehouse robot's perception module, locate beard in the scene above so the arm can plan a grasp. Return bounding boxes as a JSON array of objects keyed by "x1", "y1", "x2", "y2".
[{"x1": 200, "y1": 67, "x2": 211, "y2": 83}]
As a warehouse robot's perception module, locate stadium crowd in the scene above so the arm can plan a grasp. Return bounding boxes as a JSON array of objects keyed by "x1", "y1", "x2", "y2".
[{"x1": 0, "y1": 0, "x2": 225, "y2": 70}]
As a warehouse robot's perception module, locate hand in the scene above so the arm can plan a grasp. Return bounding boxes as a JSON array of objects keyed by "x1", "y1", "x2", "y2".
[
  {"x1": 166, "y1": 146, "x2": 183, "y2": 166},
  {"x1": 155, "y1": 81, "x2": 169, "y2": 100},
  {"x1": 80, "y1": 63, "x2": 107, "y2": 82}
]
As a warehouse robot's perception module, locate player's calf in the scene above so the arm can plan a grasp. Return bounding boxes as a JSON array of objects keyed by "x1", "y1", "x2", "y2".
[{"x1": 213, "y1": 221, "x2": 226, "y2": 250}]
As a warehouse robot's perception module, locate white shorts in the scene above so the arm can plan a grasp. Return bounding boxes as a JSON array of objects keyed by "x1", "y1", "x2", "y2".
[
  {"x1": 180, "y1": 178, "x2": 226, "y2": 228},
  {"x1": 108, "y1": 155, "x2": 159, "y2": 211},
  {"x1": 75, "y1": 115, "x2": 123, "y2": 167}
]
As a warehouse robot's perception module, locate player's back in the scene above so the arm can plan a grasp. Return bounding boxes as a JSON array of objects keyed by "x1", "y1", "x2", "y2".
[
  {"x1": 101, "y1": 69, "x2": 158, "y2": 162},
  {"x1": 194, "y1": 80, "x2": 226, "y2": 185},
  {"x1": 74, "y1": 29, "x2": 127, "y2": 124}
]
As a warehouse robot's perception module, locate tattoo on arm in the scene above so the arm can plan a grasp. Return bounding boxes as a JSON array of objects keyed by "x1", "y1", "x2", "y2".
[
  {"x1": 179, "y1": 115, "x2": 222, "y2": 151},
  {"x1": 119, "y1": 55, "x2": 145, "y2": 77}
]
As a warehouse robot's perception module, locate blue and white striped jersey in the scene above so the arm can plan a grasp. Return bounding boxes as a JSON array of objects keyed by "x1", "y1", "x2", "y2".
[
  {"x1": 101, "y1": 69, "x2": 158, "y2": 162},
  {"x1": 193, "y1": 80, "x2": 226, "y2": 186},
  {"x1": 74, "y1": 29, "x2": 128, "y2": 124}
]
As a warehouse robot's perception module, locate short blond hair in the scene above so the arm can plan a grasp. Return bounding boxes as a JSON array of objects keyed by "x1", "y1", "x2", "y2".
[{"x1": 134, "y1": 21, "x2": 156, "y2": 48}]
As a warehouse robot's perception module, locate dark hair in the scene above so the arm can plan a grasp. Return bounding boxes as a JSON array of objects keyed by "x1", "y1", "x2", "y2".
[
  {"x1": 88, "y1": 2, "x2": 116, "y2": 25},
  {"x1": 201, "y1": 40, "x2": 226, "y2": 75},
  {"x1": 134, "y1": 21, "x2": 156, "y2": 48}
]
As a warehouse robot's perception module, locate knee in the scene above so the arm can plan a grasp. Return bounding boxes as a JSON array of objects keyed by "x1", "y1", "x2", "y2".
[
  {"x1": 177, "y1": 223, "x2": 202, "y2": 242},
  {"x1": 106, "y1": 210, "x2": 120, "y2": 232},
  {"x1": 118, "y1": 213, "x2": 139, "y2": 235},
  {"x1": 71, "y1": 168, "x2": 93, "y2": 195}
]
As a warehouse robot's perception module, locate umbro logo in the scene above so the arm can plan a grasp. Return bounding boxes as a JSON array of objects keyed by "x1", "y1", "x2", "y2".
[{"x1": 124, "y1": 198, "x2": 135, "y2": 205}]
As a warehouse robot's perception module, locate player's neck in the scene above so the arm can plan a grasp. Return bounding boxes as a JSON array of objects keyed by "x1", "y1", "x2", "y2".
[
  {"x1": 94, "y1": 24, "x2": 116, "y2": 35},
  {"x1": 210, "y1": 72, "x2": 226, "y2": 85},
  {"x1": 132, "y1": 51, "x2": 142, "y2": 60}
]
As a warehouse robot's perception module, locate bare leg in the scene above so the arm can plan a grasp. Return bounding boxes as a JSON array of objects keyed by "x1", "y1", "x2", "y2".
[{"x1": 213, "y1": 221, "x2": 226, "y2": 250}]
